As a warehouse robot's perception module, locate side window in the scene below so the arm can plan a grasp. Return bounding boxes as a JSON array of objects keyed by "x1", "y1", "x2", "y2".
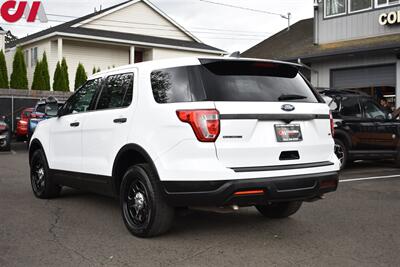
[
  {"x1": 63, "y1": 79, "x2": 102, "y2": 115},
  {"x1": 340, "y1": 97, "x2": 362, "y2": 118},
  {"x1": 96, "y1": 73, "x2": 134, "y2": 110},
  {"x1": 151, "y1": 67, "x2": 191, "y2": 103},
  {"x1": 364, "y1": 101, "x2": 386, "y2": 120}
]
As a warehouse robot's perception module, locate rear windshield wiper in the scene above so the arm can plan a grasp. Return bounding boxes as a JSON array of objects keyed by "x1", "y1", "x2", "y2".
[{"x1": 278, "y1": 94, "x2": 307, "y2": 101}]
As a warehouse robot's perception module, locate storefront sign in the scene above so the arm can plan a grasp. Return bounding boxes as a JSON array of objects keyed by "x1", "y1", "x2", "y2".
[
  {"x1": 379, "y1": 11, "x2": 400, "y2": 25},
  {"x1": 0, "y1": 1, "x2": 48, "y2": 23}
]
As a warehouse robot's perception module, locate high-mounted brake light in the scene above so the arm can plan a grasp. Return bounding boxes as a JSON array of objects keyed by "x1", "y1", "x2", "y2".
[
  {"x1": 329, "y1": 112, "x2": 335, "y2": 137},
  {"x1": 176, "y1": 109, "x2": 220, "y2": 142}
]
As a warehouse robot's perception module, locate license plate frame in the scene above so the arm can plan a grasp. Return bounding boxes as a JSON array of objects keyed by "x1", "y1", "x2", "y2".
[{"x1": 274, "y1": 124, "x2": 303, "y2": 142}]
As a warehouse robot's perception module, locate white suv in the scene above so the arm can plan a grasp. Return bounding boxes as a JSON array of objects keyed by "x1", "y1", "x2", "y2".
[{"x1": 29, "y1": 57, "x2": 340, "y2": 237}]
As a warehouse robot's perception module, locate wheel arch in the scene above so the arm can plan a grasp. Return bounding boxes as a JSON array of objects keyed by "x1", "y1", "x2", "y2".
[
  {"x1": 112, "y1": 144, "x2": 160, "y2": 197},
  {"x1": 334, "y1": 129, "x2": 352, "y2": 150},
  {"x1": 29, "y1": 138, "x2": 45, "y2": 167}
]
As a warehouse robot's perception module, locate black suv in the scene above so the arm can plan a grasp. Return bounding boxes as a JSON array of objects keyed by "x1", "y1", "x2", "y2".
[{"x1": 321, "y1": 89, "x2": 399, "y2": 169}]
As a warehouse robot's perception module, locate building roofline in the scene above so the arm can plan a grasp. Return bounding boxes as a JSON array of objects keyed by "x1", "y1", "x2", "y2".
[
  {"x1": 6, "y1": 0, "x2": 217, "y2": 51},
  {"x1": 7, "y1": 30, "x2": 226, "y2": 54}
]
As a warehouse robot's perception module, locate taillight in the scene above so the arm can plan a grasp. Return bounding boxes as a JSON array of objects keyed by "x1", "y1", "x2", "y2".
[
  {"x1": 176, "y1": 109, "x2": 220, "y2": 142},
  {"x1": 0, "y1": 125, "x2": 6, "y2": 131},
  {"x1": 329, "y1": 112, "x2": 335, "y2": 137}
]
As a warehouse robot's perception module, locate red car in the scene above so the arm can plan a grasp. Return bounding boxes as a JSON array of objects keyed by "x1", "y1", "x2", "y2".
[{"x1": 16, "y1": 108, "x2": 34, "y2": 141}]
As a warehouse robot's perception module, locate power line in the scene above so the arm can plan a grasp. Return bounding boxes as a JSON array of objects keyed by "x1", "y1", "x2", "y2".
[
  {"x1": 1, "y1": 23, "x2": 263, "y2": 41},
  {"x1": 199, "y1": 0, "x2": 289, "y2": 19}
]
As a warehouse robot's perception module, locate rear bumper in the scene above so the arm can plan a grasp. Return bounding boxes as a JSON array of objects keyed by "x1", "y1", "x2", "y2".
[{"x1": 161, "y1": 171, "x2": 339, "y2": 207}]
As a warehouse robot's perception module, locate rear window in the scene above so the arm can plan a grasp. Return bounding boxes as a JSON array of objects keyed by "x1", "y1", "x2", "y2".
[{"x1": 150, "y1": 60, "x2": 319, "y2": 103}]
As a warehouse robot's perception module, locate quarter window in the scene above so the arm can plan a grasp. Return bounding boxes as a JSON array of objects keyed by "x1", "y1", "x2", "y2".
[
  {"x1": 63, "y1": 78, "x2": 102, "y2": 115},
  {"x1": 340, "y1": 97, "x2": 362, "y2": 118},
  {"x1": 349, "y1": 0, "x2": 372, "y2": 13},
  {"x1": 96, "y1": 73, "x2": 134, "y2": 110},
  {"x1": 325, "y1": 0, "x2": 346, "y2": 17}
]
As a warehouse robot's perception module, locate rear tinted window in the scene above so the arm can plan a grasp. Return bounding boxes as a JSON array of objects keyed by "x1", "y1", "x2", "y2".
[{"x1": 151, "y1": 61, "x2": 319, "y2": 103}]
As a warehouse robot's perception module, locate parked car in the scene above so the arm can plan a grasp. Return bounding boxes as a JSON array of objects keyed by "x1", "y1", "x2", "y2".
[
  {"x1": 15, "y1": 108, "x2": 34, "y2": 141},
  {"x1": 321, "y1": 89, "x2": 400, "y2": 169},
  {"x1": 27, "y1": 98, "x2": 62, "y2": 143},
  {"x1": 0, "y1": 115, "x2": 11, "y2": 151},
  {"x1": 29, "y1": 57, "x2": 340, "y2": 237}
]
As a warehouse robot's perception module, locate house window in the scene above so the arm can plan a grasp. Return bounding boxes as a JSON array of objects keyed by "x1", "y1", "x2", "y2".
[
  {"x1": 325, "y1": 0, "x2": 346, "y2": 17},
  {"x1": 376, "y1": 0, "x2": 399, "y2": 7},
  {"x1": 30, "y1": 47, "x2": 38, "y2": 67},
  {"x1": 24, "y1": 50, "x2": 29, "y2": 67},
  {"x1": 349, "y1": 0, "x2": 372, "y2": 13}
]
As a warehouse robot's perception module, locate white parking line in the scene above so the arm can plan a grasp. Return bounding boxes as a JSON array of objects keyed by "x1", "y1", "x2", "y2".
[{"x1": 340, "y1": 174, "x2": 400, "y2": 183}]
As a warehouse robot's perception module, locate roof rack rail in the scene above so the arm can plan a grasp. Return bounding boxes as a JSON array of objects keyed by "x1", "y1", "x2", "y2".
[{"x1": 319, "y1": 88, "x2": 368, "y2": 96}]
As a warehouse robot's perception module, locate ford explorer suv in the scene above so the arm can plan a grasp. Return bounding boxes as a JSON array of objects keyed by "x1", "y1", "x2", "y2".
[{"x1": 29, "y1": 57, "x2": 340, "y2": 237}]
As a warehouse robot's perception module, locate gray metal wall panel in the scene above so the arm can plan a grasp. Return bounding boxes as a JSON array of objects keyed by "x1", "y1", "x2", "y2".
[
  {"x1": 331, "y1": 64, "x2": 396, "y2": 88},
  {"x1": 317, "y1": 3, "x2": 400, "y2": 44}
]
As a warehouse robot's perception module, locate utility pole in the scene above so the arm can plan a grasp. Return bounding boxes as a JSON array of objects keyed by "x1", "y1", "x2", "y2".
[{"x1": 281, "y1": 12, "x2": 291, "y2": 31}]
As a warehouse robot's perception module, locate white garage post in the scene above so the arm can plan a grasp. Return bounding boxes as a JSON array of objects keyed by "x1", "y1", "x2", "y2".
[
  {"x1": 130, "y1": 46, "x2": 135, "y2": 64},
  {"x1": 57, "y1": 38, "x2": 63, "y2": 63},
  {"x1": 397, "y1": 59, "x2": 400, "y2": 108}
]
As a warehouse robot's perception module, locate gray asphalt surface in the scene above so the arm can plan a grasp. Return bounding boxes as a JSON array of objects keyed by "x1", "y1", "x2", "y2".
[{"x1": 1, "y1": 143, "x2": 399, "y2": 267}]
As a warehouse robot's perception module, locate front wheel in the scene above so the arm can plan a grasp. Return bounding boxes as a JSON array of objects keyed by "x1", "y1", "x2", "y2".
[
  {"x1": 30, "y1": 149, "x2": 61, "y2": 199},
  {"x1": 120, "y1": 164, "x2": 174, "y2": 237},
  {"x1": 255, "y1": 201, "x2": 302, "y2": 218}
]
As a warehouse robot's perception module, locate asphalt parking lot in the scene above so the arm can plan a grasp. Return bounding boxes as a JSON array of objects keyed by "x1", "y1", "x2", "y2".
[{"x1": 1, "y1": 143, "x2": 399, "y2": 267}]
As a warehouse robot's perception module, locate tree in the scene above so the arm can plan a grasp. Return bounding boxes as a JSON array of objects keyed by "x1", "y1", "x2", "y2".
[
  {"x1": 97, "y1": 67, "x2": 100, "y2": 73},
  {"x1": 75, "y1": 63, "x2": 87, "y2": 90},
  {"x1": 0, "y1": 50, "x2": 9, "y2": 88},
  {"x1": 31, "y1": 60, "x2": 43, "y2": 90},
  {"x1": 41, "y1": 52, "x2": 50, "y2": 91},
  {"x1": 92, "y1": 66, "x2": 96, "y2": 74},
  {"x1": 5, "y1": 31, "x2": 18, "y2": 45},
  {"x1": 53, "y1": 62, "x2": 68, "y2": 91},
  {"x1": 10, "y1": 47, "x2": 28, "y2": 89},
  {"x1": 61, "y1": 57, "x2": 69, "y2": 90}
]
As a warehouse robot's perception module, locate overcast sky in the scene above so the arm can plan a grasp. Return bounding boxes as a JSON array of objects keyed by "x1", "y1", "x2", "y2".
[{"x1": 0, "y1": 0, "x2": 314, "y2": 52}]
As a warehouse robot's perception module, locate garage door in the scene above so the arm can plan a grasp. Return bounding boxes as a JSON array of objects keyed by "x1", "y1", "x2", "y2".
[{"x1": 331, "y1": 64, "x2": 396, "y2": 89}]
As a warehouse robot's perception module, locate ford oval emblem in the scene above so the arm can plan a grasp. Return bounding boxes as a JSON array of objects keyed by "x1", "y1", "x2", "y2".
[{"x1": 281, "y1": 104, "x2": 295, "y2": 112}]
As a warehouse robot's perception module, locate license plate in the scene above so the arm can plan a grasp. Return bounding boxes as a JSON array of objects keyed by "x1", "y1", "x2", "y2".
[{"x1": 274, "y1": 124, "x2": 302, "y2": 142}]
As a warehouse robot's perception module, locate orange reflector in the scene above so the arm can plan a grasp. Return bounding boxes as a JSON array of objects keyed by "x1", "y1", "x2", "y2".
[{"x1": 234, "y1": 190, "x2": 264, "y2": 196}]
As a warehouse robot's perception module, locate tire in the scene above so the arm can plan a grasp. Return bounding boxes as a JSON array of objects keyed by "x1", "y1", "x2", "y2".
[
  {"x1": 255, "y1": 201, "x2": 302, "y2": 219},
  {"x1": 30, "y1": 149, "x2": 61, "y2": 199},
  {"x1": 120, "y1": 164, "x2": 174, "y2": 238},
  {"x1": 334, "y1": 138, "x2": 348, "y2": 170},
  {"x1": 395, "y1": 152, "x2": 400, "y2": 168}
]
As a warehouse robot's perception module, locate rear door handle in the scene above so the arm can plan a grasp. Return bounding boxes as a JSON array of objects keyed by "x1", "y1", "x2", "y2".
[
  {"x1": 113, "y1": 118, "x2": 127, "y2": 124},
  {"x1": 70, "y1": 122, "x2": 80, "y2": 127}
]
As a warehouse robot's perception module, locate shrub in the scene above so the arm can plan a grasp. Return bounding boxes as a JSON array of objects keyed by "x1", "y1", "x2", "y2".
[
  {"x1": 61, "y1": 58, "x2": 69, "y2": 90},
  {"x1": 10, "y1": 47, "x2": 28, "y2": 89},
  {"x1": 41, "y1": 52, "x2": 50, "y2": 91},
  {"x1": 0, "y1": 50, "x2": 9, "y2": 88},
  {"x1": 53, "y1": 62, "x2": 68, "y2": 91},
  {"x1": 74, "y1": 63, "x2": 87, "y2": 90},
  {"x1": 31, "y1": 60, "x2": 42, "y2": 90}
]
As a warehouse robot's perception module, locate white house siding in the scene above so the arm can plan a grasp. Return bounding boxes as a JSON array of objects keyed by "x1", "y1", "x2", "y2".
[
  {"x1": 62, "y1": 39, "x2": 130, "y2": 91},
  {"x1": 80, "y1": 1, "x2": 193, "y2": 42},
  {"x1": 152, "y1": 47, "x2": 218, "y2": 60}
]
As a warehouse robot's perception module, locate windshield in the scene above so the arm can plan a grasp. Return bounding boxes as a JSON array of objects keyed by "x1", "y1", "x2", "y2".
[{"x1": 151, "y1": 60, "x2": 319, "y2": 104}]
